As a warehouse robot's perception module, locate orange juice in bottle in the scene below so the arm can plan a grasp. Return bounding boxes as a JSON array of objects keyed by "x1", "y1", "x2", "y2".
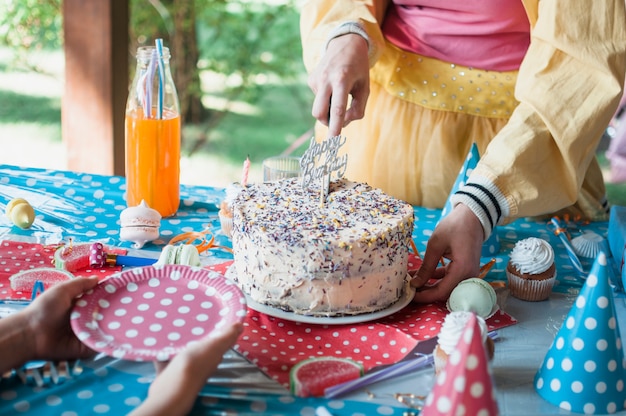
[{"x1": 125, "y1": 43, "x2": 181, "y2": 217}]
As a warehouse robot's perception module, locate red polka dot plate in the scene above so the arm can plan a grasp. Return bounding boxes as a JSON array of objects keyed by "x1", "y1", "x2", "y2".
[{"x1": 70, "y1": 264, "x2": 247, "y2": 361}]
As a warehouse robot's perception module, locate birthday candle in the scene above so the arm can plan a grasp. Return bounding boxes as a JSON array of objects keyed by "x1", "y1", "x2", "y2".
[{"x1": 241, "y1": 156, "x2": 250, "y2": 187}]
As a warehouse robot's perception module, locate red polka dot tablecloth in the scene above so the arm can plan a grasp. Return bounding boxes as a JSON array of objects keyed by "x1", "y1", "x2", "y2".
[
  {"x1": 206, "y1": 255, "x2": 517, "y2": 389},
  {"x1": 0, "y1": 240, "x2": 126, "y2": 299}
]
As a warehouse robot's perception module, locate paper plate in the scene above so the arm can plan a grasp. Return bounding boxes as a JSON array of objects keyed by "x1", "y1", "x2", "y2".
[{"x1": 70, "y1": 264, "x2": 247, "y2": 361}]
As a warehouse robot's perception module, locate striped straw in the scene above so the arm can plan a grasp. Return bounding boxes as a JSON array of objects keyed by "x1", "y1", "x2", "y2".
[
  {"x1": 155, "y1": 38, "x2": 165, "y2": 120},
  {"x1": 145, "y1": 49, "x2": 158, "y2": 118},
  {"x1": 550, "y1": 217, "x2": 586, "y2": 279}
]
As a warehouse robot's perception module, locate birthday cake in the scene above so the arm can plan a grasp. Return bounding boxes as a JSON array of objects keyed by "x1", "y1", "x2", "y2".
[{"x1": 226, "y1": 177, "x2": 415, "y2": 316}]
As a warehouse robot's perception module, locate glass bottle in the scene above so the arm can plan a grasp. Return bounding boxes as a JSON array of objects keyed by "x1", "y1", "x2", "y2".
[{"x1": 125, "y1": 45, "x2": 181, "y2": 217}]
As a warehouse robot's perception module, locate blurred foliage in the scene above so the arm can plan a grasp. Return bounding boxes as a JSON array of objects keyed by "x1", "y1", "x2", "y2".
[
  {"x1": 128, "y1": 0, "x2": 307, "y2": 120},
  {"x1": 0, "y1": 0, "x2": 310, "y2": 154},
  {"x1": 0, "y1": 0, "x2": 306, "y2": 96},
  {"x1": 196, "y1": 1, "x2": 305, "y2": 102},
  {"x1": 0, "y1": 0, "x2": 62, "y2": 70},
  {"x1": 0, "y1": 0, "x2": 62, "y2": 50}
]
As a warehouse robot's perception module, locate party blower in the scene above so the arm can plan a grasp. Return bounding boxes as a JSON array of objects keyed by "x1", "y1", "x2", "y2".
[{"x1": 89, "y1": 242, "x2": 203, "y2": 268}]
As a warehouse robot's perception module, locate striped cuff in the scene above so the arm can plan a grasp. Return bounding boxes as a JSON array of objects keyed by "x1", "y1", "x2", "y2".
[
  {"x1": 450, "y1": 179, "x2": 509, "y2": 241},
  {"x1": 325, "y1": 21, "x2": 372, "y2": 56}
]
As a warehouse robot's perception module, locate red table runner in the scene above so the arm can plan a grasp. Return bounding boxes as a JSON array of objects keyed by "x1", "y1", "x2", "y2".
[
  {"x1": 206, "y1": 255, "x2": 517, "y2": 389},
  {"x1": 0, "y1": 240, "x2": 125, "y2": 299},
  {"x1": 0, "y1": 242, "x2": 516, "y2": 390}
]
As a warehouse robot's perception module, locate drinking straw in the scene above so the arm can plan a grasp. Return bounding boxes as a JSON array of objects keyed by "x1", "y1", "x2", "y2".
[
  {"x1": 144, "y1": 49, "x2": 158, "y2": 118},
  {"x1": 155, "y1": 38, "x2": 166, "y2": 119},
  {"x1": 549, "y1": 216, "x2": 586, "y2": 279},
  {"x1": 136, "y1": 70, "x2": 148, "y2": 116},
  {"x1": 135, "y1": 49, "x2": 158, "y2": 118}
]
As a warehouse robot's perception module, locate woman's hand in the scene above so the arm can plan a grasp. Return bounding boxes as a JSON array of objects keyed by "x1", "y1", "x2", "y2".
[
  {"x1": 308, "y1": 33, "x2": 371, "y2": 137},
  {"x1": 411, "y1": 204, "x2": 484, "y2": 303}
]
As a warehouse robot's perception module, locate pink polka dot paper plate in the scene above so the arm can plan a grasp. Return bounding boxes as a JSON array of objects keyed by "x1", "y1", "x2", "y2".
[{"x1": 70, "y1": 264, "x2": 247, "y2": 361}]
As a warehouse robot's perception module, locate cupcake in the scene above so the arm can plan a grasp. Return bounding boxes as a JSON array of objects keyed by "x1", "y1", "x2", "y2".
[
  {"x1": 506, "y1": 237, "x2": 556, "y2": 301},
  {"x1": 218, "y1": 183, "x2": 243, "y2": 238},
  {"x1": 433, "y1": 311, "x2": 494, "y2": 375}
]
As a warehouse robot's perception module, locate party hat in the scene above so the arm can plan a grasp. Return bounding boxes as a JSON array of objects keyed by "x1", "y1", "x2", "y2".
[
  {"x1": 422, "y1": 312, "x2": 499, "y2": 416},
  {"x1": 439, "y1": 143, "x2": 500, "y2": 256},
  {"x1": 535, "y1": 252, "x2": 626, "y2": 414}
]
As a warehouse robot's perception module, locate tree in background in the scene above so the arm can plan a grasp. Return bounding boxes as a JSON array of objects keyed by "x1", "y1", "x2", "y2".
[
  {"x1": 0, "y1": 0, "x2": 308, "y2": 155},
  {"x1": 131, "y1": 0, "x2": 307, "y2": 153}
]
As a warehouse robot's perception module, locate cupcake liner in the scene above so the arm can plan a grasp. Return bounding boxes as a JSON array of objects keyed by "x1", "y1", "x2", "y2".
[
  {"x1": 506, "y1": 270, "x2": 556, "y2": 301},
  {"x1": 219, "y1": 211, "x2": 233, "y2": 238},
  {"x1": 433, "y1": 345, "x2": 448, "y2": 376},
  {"x1": 570, "y1": 231, "x2": 609, "y2": 259}
]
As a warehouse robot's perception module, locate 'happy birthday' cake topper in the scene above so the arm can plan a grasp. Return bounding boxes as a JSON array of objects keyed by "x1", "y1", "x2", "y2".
[{"x1": 300, "y1": 135, "x2": 348, "y2": 203}]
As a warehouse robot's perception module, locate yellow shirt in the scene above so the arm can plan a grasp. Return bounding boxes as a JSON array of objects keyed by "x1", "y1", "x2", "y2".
[{"x1": 301, "y1": 0, "x2": 626, "y2": 235}]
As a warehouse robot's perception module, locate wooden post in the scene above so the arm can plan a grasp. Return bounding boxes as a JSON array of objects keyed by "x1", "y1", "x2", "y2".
[{"x1": 62, "y1": 0, "x2": 128, "y2": 176}]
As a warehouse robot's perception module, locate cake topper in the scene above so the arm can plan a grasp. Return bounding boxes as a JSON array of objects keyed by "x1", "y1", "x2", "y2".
[{"x1": 300, "y1": 135, "x2": 348, "y2": 203}]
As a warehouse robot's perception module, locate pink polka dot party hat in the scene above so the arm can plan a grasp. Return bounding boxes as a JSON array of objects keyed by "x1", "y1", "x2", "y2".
[
  {"x1": 534, "y1": 251, "x2": 626, "y2": 414},
  {"x1": 421, "y1": 312, "x2": 499, "y2": 416}
]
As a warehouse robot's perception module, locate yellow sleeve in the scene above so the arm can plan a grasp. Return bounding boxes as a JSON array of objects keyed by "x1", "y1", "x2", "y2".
[
  {"x1": 476, "y1": 0, "x2": 626, "y2": 219},
  {"x1": 299, "y1": 0, "x2": 390, "y2": 72}
]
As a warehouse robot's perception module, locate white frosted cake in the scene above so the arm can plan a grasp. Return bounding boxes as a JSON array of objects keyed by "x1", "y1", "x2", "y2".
[{"x1": 225, "y1": 177, "x2": 415, "y2": 317}]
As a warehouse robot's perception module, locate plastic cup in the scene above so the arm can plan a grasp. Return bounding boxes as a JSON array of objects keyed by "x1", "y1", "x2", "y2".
[{"x1": 262, "y1": 156, "x2": 301, "y2": 182}]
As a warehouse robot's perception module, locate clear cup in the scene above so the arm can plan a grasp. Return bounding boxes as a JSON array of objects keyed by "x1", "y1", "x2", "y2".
[{"x1": 262, "y1": 156, "x2": 302, "y2": 182}]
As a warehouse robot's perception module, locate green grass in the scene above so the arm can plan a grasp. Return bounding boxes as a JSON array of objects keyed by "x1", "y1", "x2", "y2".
[{"x1": 0, "y1": 89, "x2": 61, "y2": 125}]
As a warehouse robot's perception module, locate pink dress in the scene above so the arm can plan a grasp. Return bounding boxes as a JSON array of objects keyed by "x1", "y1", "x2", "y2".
[
  {"x1": 382, "y1": 0, "x2": 530, "y2": 71},
  {"x1": 607, "y1": 93, "x2": 626, "y2": 183}
]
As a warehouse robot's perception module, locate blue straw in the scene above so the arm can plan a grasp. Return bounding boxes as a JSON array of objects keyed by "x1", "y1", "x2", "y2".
[{"x1": 155, "y1": 38, "x2": 165, "y2": 119}]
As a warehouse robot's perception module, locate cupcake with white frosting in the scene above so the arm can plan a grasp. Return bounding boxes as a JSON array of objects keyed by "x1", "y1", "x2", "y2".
[
  {"x1": 433, "y1": 311, "x2": 494, "y2": 375},
  {"x1": 506, "y1": 237, "x2": 556, "y2": 301}
]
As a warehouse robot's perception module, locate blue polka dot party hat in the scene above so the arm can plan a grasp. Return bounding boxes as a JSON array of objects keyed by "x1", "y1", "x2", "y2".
[
  {"x1": 438, "y1": 142, "x2": 500, "y2": 257},
  {"x1": 422, "y1": 312, "x2": 499, "y2": 416},
  {"x1": 534, "y1": 251, "x2": 626, "y2": 414}
]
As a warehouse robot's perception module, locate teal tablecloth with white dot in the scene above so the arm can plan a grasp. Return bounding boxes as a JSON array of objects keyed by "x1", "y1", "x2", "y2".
[{"x1": 0, "y1": 164, "x2": 624, "y2": 415}]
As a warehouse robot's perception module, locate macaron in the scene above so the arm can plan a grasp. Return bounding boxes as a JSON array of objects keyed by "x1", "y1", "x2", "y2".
[
  {"x1": 5, "y1": 197, "x2": 35, "y2": 229},
  {"x1": 156, "y1": 244, "x2": 201, "y2": 267},
  {"x1": 447, "y1": 277, "x2": 497, "y2": 318},
  {"x1": 120, "y1": 200, "x2": 161, "y2": 249}
]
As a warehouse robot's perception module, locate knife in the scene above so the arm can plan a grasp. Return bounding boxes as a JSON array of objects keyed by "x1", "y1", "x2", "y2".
[{"x1": 324, "y1": 336, "x2": 438, "y2": 399}]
